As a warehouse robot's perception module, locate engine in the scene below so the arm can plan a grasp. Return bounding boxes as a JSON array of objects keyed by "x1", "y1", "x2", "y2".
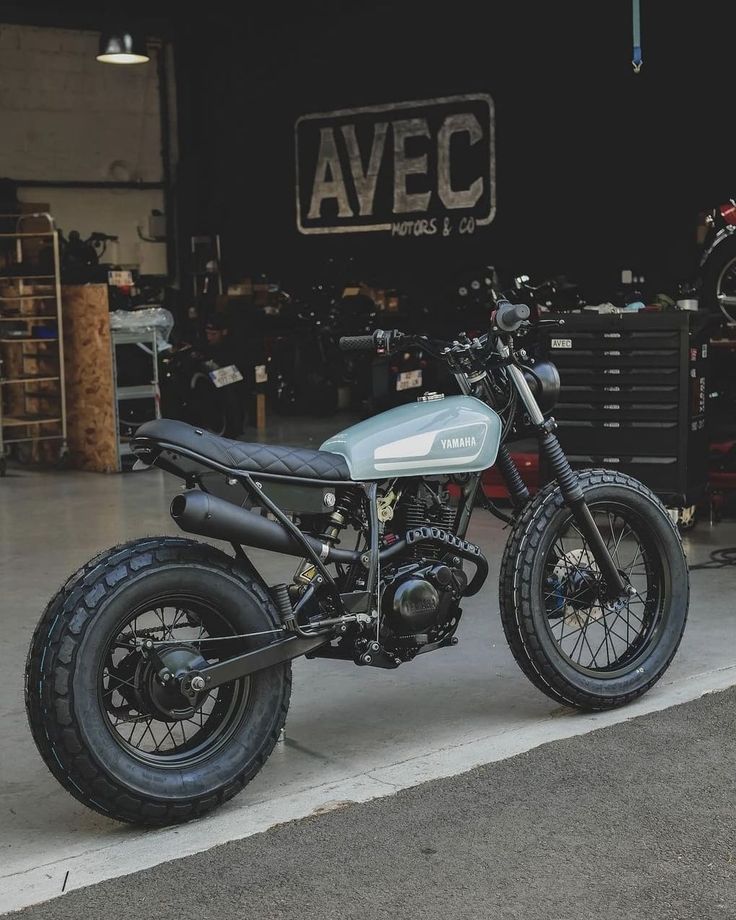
[
  {"x1": 299, "y1": 479, "x2": 472, "y2": 664},
  {"x1": 378, "y1": 484, "x2": 468, "y2": 660}
]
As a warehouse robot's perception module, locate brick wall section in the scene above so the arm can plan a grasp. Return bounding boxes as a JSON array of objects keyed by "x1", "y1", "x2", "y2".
[{"x1": 0, "y1": 23, "x2": 162, "y2": 182}]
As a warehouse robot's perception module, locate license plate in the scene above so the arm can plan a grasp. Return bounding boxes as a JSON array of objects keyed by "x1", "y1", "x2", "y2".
[
  {"x1": 209, "y1": 365, "x2": 244, "y2": 388},
  {"x1": 396, "y1": 369, "x2": 422, "y2": 391}
]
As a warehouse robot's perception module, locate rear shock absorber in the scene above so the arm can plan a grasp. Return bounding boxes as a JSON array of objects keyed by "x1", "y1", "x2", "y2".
[{"x1": 294, "y1": 488, "x2": 362, "y2": 585}]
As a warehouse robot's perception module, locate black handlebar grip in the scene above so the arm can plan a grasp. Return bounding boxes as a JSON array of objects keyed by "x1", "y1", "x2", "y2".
[
  {"x1": 339, "y1": 335, "x2": 376, "y2": 352},
  {"x1": 495, "y1": 302, "x2": 531, "y2": 332}
]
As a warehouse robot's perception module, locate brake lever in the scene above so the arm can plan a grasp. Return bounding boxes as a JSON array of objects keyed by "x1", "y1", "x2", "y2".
[{"x1": 536, "y1": 318, "x2": 566, "y2": 327}]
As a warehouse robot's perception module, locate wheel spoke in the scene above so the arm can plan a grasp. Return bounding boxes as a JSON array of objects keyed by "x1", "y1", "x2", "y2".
[
  {"x1": 566, "y1": 617, "x2": 590, "y2": 663},
  {"x1": 611, "y1": 520, "x2": 631, "y2": 567},
  {"x1": 153, "y1": 607, "x2": 169, "y2": 636},
  {"x1": 625, "y1": 546, "x2": 643, "y2": 577}
]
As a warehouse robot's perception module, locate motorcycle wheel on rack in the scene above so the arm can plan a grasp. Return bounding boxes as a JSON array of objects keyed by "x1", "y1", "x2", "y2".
[{"x1": 701, "y1": 233, "x2": 736, "y2": 322}]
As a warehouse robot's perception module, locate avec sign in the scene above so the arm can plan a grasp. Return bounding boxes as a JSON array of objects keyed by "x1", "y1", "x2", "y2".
[{"x1": 295, "y1": 93, "x2": 495, "y2": 236}]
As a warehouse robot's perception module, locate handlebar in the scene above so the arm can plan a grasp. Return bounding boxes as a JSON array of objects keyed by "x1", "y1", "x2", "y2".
[
  {"x1": 493, "y1": 300, "x2": 530, "y2": 333},
  {"x1": 338, "y1": 334, "x2": 376, "y2": 352},
  {"x1": 339, "y1": 329, "x2": 405, "y2": 354},
  {"x1": 339, "y1": 300, "x2": 534, "y2": 359}
]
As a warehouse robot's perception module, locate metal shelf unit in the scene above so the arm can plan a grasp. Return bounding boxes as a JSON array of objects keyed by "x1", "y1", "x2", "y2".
[
  {"x1": 111, "y1": 327, "x2": 160, "y2": 471},
  {"x1": 0, "y1": 214, "x2": 67, "y2": 474}
]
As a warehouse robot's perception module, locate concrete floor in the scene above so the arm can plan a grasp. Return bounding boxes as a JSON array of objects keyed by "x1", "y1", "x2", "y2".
[{"x1": 2, "y1": 444, "x2": 736, "y2": 912}]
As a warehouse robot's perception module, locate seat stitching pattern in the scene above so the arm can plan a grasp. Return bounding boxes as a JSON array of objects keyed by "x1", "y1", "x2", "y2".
[{"x1": 228, "y1": 442, "x2": 349, "y2": 478}]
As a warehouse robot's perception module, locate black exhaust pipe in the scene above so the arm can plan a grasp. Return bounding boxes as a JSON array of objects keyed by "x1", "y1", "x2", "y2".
[{"x1": 170, "y1": 490, "x2": 358, "y2": 563}]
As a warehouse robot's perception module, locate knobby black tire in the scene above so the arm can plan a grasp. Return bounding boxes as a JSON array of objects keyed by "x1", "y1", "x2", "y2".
[
  {"x1": 498, "y1": 469, "x2": 689, "y2": 711},
  {"x1": 25, "y1": 536, "x2": 291, "y2": 826}
]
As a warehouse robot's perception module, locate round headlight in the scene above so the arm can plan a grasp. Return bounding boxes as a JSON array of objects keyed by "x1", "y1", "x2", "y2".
[{"x1": 522, "y1": 360, "x2": 560, "y2": 414}]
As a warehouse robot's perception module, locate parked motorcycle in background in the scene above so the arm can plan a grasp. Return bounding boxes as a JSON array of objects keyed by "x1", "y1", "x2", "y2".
[
  {"x1": 160, "y1": 314, "x2": 247, "y2": 438},
  {"x1": 700, "y1": 197, "x2": 736, "y2": 322},
  {"x1": 265, "y1": 289, "x2": 342, "y2": 416}
]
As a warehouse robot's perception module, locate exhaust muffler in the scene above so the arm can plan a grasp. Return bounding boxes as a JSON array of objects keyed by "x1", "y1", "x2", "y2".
[{"x1": 170, "y1": 490, "x2": 357, "y2": 563}]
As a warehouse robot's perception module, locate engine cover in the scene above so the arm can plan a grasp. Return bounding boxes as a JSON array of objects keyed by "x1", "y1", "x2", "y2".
[
  {"x1": 389, "y1": 578, "x2": 440, "y2": 632},
  {"x1": 381, "y1": 563, "x2": 459, "y2": 635}
]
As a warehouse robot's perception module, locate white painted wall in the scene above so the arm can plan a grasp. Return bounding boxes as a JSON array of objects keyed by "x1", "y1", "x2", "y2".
[
  {"x1": 0, "y1": 22, "x2": 168, "y2": 273},
  {"x1": 16, "y1": 187, "x2": 168, "y2": 273}
]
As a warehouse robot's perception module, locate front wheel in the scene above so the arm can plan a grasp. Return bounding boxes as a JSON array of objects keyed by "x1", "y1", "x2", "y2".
[
  {"x1": 499, "y1": 469, "x2": 689, "y2": 711},
  {"x1": 25, "y1": 537, "x2": 291, "y2": 825}
]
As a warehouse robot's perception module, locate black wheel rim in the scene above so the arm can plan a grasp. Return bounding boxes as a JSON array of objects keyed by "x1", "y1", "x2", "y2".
[
  {"x1": 99, "y1": 596, "x2": 251, "y2": 767},
  {"x1": 540, "y1": 501, "x2": 667, "y2": 678}
]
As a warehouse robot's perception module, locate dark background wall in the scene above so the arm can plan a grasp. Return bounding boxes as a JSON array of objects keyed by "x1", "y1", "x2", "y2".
[{"x1": 175, "y1": 0, "x2": 732, "y2": 298}]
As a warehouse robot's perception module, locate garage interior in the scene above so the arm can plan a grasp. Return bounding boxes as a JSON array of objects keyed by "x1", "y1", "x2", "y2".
[{"x1": 2, "y1": 2, "x2": 736, "y2": 917}]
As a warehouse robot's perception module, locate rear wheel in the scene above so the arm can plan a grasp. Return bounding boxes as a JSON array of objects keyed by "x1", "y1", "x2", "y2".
[
  {"x1": 25, "y1": 537, "x2": 290, "y2": 825},
  {"x1": 499, "y1": 469, "x2": 689, "y2": 710}
]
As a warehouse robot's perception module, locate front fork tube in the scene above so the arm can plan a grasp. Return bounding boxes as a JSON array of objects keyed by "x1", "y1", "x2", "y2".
[
  {"x1": 505, "y1": 360, "x2": 627, "y2": 600},
  {"x1": 538, "y1": 426, "x2": 626, "y2": 598}
]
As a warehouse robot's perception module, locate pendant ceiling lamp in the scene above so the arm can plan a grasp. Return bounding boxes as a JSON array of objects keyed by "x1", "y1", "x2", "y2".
[{"x1": 97, "y1": 31, "x2": 150, "y2": 64}]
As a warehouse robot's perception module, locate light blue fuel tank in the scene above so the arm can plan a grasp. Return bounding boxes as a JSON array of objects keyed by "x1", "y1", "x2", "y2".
[{"x1": 321, "y1": 395, "x2": 502, "y2": 481}]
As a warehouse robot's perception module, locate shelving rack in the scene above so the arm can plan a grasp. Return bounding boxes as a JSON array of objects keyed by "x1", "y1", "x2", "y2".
[
  {"x1": 0, "y1": 213, "x2": 67, "y2": 475},
  {"x1": 111, "y1": 327, "x2": 160, "y2": 471}
]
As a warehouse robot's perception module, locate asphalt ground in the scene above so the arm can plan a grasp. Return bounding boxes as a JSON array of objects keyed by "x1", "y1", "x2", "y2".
[{"x1": 11, "y1": 687, "x2": 736, "y2": 920}]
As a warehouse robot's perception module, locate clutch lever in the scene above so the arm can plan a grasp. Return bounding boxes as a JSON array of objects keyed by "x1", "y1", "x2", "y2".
[{"x1": 536, "y1": 318, "x2": 567, "y2": 327}]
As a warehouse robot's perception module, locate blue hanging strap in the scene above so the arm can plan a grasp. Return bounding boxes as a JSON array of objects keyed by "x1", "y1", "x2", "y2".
[{"x1": 632, "y1": 0, "x2": 643, "y2": 72}]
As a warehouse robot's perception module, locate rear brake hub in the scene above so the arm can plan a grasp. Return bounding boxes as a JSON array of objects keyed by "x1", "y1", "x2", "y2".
[{"x1": 136, "y1": 645, "x2": 209, "y2": 722}]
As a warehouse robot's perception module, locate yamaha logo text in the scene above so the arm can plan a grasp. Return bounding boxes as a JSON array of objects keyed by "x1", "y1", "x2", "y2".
[{"x1": 441, "y1": 436, "x2": 477, "y2": 450}]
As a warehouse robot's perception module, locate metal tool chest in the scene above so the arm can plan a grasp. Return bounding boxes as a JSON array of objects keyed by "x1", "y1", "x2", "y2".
[{"x1": 539, "y1": 312, "x2": 710, "y2": 507}]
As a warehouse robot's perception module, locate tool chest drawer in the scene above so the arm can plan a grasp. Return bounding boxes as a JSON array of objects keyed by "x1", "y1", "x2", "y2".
[
  {"x1": 551, "y1": 348, "x2": 679, "y2": 370},
  {"x1": 549, "y1": 328, "x2": 682, "y2": 352},
  {"x1": 553, "y1": 366, "x2": 681, "y2": 387},
  {"x1": 556, "y1": 401, "x2": 679, "y2": 422}
]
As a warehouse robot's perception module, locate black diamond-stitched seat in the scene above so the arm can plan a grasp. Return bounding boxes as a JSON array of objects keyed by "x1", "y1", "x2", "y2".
[{"x1": 133, "y1": 419, "x2": 351, "y2": 480}]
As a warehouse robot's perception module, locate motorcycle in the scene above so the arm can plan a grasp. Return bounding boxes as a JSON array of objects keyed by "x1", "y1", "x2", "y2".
[
  {"x1": 159, "y1": 342, "x2": 247, "y2": 439},
  {"x1": 266, "y1": 296, "x2": 341, "y2": 417},
  {"x1": 700, "y1": 197, "x2": 736, "y2": 322},
  {"x1": 25, "y1": 297, "x2": 689, "y2": 825}
]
